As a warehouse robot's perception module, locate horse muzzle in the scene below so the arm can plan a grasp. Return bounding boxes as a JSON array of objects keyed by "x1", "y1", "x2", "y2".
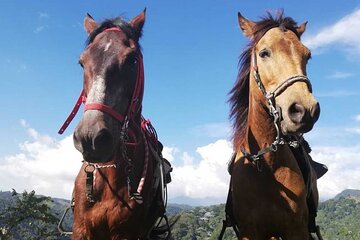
[
  {"x1": 281, "y1": 101, "x2": 320, "y2": 135},
  {"x1": 73, "y1": 120, "x2": 116, "y2": 163}
]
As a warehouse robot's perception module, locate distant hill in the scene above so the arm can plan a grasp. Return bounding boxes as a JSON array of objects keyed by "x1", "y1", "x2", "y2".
[
  {"x1": 334, "y1": 189, "x2": 360, "y2": 200},
  {"x1": 1, "y1": 189, "x2": 359, "y2": 239},
  {"x1": 317, "y1": 193, "x2": 360, "y2": 239}
]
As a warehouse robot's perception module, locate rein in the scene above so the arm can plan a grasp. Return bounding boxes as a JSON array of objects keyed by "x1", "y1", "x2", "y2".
[{"x1": 240, "y1": 50, "x2": 312, "y2": 168}]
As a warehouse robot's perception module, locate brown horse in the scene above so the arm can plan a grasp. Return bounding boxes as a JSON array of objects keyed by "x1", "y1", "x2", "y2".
[
  {"x1": 225, "y1": 11, "x2": 323, "y2": 240},
  {"x1": 59, "y1": 10, "x2": 173, "y2": 240}
]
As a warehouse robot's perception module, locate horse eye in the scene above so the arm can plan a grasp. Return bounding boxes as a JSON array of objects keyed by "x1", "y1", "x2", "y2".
[
  {"x1": 126, "y1": 54, "x2": 138, "y2": 66},
  {"x1": 259, "y1": 49, "x2": 271, "y2": 58}
]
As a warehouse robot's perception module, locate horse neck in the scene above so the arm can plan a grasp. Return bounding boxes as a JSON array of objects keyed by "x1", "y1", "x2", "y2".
[
  {"x1": 243, "y1": 84, "x2": 280, "y2": 166},
  {"x1": 247, "y1": 94, "x2": 275, "y2": 144}
]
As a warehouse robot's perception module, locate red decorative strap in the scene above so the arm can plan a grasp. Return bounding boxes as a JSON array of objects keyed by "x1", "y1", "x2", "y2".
[
  {"x1": 84, "y1": 103, "x2": 125, "y2": 123},
  {"x1": 58, "y1": 90, "x2": 85, "y2": 134},
  {"x1": 141, "y1": 118, "x2": 158, "y2": 146},
  {"x1": 126, "y1": 53, "x2": 144, "y2": 119},
  {"x1": 104, "y1": 27, "x2": 121, "y2": 32}
]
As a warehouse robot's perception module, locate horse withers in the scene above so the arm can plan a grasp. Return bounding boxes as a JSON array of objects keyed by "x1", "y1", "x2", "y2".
[
  {"x1": 59, "y1": 10, "x2": 173, "y2": 240},
  {"x1": 221, "y1": 11, "x2": 326, "y2": 240}
]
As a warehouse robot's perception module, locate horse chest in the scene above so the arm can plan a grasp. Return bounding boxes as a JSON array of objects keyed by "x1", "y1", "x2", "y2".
[{"x1": 233, "y1": 163, "x2": 307, "y2": 216}]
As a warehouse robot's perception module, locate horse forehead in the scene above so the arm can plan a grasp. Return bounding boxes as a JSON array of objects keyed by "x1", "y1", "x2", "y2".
[
  {"x1": 91, "y1": 31, "x2": 129, "y2": 52},
  {"x1": 258, "y1": 28, "x2": 303, "y2": 50}
]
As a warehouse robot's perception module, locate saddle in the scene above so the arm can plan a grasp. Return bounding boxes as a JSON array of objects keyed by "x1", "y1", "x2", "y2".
[
  {"x1": 143, "y1": 130, "x2": 174, "y2": 239},
  {"x1": 219, "y1": 139, "x2": 328, "y2": 240}
]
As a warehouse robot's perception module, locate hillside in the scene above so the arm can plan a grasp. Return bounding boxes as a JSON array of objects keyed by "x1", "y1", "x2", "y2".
[
  {"x1": 169, "y1": 190, "x2": 360, "y2": 239},
  {"x1": 0, "y1": 190, "x2": 359, "y2": 239},
  {"x1": 317, "y1": 193, "x2": 360, "y2": 239},
  {"x1": 334, "y1": 189, "x2": 360, "y2": 200}
]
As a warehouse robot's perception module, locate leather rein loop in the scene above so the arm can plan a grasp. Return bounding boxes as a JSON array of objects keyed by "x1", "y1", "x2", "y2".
[{"x1": 58, "y1": 27, "x2": 144, "y2": 134}]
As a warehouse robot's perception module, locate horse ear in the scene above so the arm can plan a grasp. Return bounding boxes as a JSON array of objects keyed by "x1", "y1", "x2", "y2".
[
  {"x1": 84, "y1": 13, "x2": 98, "y2": 35},
  {"x1": 238, "y1": 12, "x2": 256, "y2": 38},
  {"x1": 296, "y1": 21, "x2": 308, "y2": 37},
  {"x1": 130, "y1": 8, "x2": 146, "y2": 40}
]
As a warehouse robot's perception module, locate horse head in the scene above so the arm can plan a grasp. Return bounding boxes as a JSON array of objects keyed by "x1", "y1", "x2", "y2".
[
  {"x1": 73, "y1": 10, "x2": 146, "y2": 163},
  {"x1": 238, "y1": 12, "x2": 320, "y2": 136}
]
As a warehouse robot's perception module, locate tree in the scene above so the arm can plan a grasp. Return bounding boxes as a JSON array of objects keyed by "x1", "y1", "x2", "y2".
[{"x1": 0, "y1": 189, "x2": 60, "y2": 240}]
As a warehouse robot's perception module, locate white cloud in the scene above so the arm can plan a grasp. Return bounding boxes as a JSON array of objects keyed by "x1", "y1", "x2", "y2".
[
  {"x1": 346, "y1": 127, "x2": 360, "y2": 135},
  {"x1": 345, "y1": 114, "x2": 360, "y2": 135},
  {"x1": 315, "y1": 90, "x2": 360, "y2": 97},
  {"x1": 312, "y1": 145, "x2": 360, "y2": 200},
  {"x1": 355, "y1": 115, "x2": 360, "y2": 122},
  {"x1": 167, "y1": 139, "x2": 233, "y2": 199},
  {"x1": 1, "y1": 122, "x2": 359, "y2": 203},
  {"x1": 38, "y1": 12, "x2": 49, "y2": 19},
  {"x1": 162, "y1": 146, "x2": 179, "y2": 163},
  {"x1": 303, "y1": 9, "x2": 360, "y2": 54},
  {"x1": 326, "y1": 71, "x2": 354, "y2": 79},
  {"x1": 0, "y1": 122, "x2": 82, "y2": 199},
  {"x1": 33, "y1": 26, "x2": 45, "y2": 34},
  {"x1": 182, "y1": 152, "x2": 194, "y2": 166}
]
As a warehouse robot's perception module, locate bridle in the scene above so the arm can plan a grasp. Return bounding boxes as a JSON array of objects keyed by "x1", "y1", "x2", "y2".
[
  {"x1": 58, "y1": 27, "x2": 144, "y2": 135},
  {"x1": 240, "y1": 47, "x2": 313, "y2": 169},
  {"x1": 58, "y1": 26, "x2": 149, "y2": 204}
]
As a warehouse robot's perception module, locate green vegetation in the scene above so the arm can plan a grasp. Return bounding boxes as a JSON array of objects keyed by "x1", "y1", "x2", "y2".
[
  {"x1": 317, "y1": 196, "x2": 360, "y2": 239},
  {"x1": 170, "y1": 204, "x2": 236, "y2": 239},
  {"x1": 0, "y1": 189, "x2": 359, "y2": 239},
  {"x1": 0, "y1": 190, "x2": 60, "y2": 240},
  {"x1": 170, "y1": 195, "x2": 360, "y2": 240}
]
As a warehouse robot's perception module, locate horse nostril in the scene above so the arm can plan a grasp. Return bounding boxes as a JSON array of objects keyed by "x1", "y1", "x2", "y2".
[
  {"x1": 288, "y1": 103, "x2": 306, "y2": 124},
  {"x1": 93, "y1": 129, "x2": 113, "y2": 151},
  {"x1": 311, "y1": 102, "x2": 320, "y2": 123}
]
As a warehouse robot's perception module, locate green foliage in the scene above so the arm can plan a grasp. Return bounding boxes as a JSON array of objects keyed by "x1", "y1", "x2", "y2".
[
  {"x1": 0, "y1": 190, "x2": 60, "y2": 240},
  {"x1": 170, "y1": 204, "x2": 237, "y2": 240},
  {"x1": 170, "y1": 197, "x2": 360, "y2": 240},
  {"x1": 317, "y1": 197, "x2": 360, "y2": 240},
  {"x1": 0, "y1": 190, "x2": 359, "y2": 239}
]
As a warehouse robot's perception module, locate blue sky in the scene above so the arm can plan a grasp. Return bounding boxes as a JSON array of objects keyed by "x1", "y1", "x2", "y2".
[{"x1": 0, "y1": 1, "x2": 360, "y2": 204}]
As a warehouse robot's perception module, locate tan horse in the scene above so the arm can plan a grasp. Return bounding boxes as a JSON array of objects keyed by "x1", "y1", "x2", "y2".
[
  {"x1": 226, "y1": 11, "x2": 322, "y2": 240},
  {"x1": 58, "y1": 10, "x2": 173, "y2": 240}
]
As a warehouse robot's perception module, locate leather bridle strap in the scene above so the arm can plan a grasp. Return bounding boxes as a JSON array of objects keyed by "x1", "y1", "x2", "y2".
[
  {"x1": 271, "y1": 75, "x2": 312, "y2": 98},
  {"x1": 84, "y1": 103, "x2": 125, "y2": 123},
  {"x1": 58, "y1": 90, "x2": 85, "y2": 134},
  {"x1": 124, "y1": 52, "x2": 144, "y2": 120},
  {"x1": 251, "y1": 50, "x2": 312, "y2": 100}
]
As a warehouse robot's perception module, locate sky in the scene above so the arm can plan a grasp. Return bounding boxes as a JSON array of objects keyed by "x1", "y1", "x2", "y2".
[{"x1": 0, "y1": 0, "x2": 360, "y2": 205}]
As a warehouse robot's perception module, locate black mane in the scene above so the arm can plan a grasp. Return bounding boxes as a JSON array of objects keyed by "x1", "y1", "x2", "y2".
[
  {"x1": 229, "y1": 10, "x2": 301, "y2": 147},
  {"x1": 86, "y1": 17, "x2": 141, "y2": 46}
]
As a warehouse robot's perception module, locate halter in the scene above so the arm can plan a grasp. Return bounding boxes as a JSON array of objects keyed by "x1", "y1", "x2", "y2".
[
  {"x1": 241, "y1": 49, "x2": 313, "y2": 169},
  {"x1": 58, "y1": 26, "x2": 150, "y2": 204}
]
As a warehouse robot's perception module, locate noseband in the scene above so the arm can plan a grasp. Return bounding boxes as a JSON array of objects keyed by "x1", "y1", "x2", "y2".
[
  {"x1": 58, "y1": 27, "x2": 144, "y2": 135},
  {"x1": 240, "y1": 49, "x2": 312, "y2": 169}
]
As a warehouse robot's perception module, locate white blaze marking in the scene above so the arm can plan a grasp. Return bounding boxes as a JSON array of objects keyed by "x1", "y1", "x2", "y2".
[
  {"x1": 87, "y1": 75, "x2": 106, "y2": 104},
  {"x1": 104, "y1": 40, "x2": 112, "y2": 52}
]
